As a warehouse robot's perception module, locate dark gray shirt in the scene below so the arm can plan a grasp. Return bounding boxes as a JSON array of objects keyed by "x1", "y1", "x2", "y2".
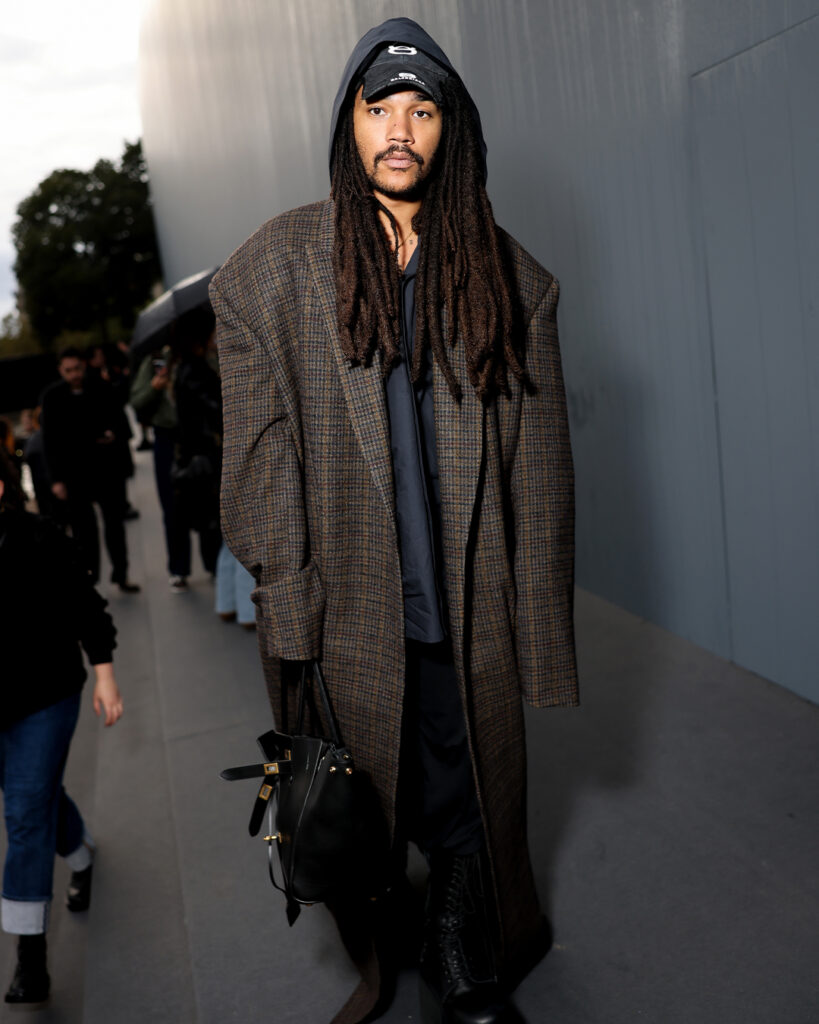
[{"x1": 385, "y1": 245, "x2": 448, "y2": 642}]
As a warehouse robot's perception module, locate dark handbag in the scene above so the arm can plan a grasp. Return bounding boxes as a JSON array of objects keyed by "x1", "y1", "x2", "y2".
[
  {"x1": 170, "y1": 452, "x2": 219, "y2": 532},
  {"x1": 220, "y1": 660, "x2": 390, "y2": 924},
  {"x1": 169, "y1": 451, "x2": 215, "y2": 485}
]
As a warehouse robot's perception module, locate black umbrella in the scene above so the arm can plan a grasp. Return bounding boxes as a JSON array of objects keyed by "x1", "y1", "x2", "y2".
[{"x1": 130, "y1": 266, "x2": 219, "y2": 360}]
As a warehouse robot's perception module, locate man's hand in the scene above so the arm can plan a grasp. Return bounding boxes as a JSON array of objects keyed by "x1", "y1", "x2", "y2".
[
  {"x1": 52, "y1": 481, "x2": 68, "y2": 501},
  {"x1": 151, "y1": 366, "x2": 170, "y2": 390}
]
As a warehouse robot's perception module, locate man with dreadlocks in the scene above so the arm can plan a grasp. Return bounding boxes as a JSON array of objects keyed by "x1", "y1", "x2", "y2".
[{"x1": 211, "y1": 17, "x2": 577, "y2": 1024}]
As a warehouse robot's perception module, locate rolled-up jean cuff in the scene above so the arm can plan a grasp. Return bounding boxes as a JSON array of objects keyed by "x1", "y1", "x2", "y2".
[
  {"x1": 1, "y1": 897, "x2": 50, "y2": 935},
  {"x1": 64, "y1": 840, "x2": 93, "y2": 872}
]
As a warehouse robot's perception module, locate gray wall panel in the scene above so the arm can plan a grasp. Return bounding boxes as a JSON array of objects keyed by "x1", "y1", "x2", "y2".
[
  {"x1": 692, "y1": 17, "x2": 819, "y2": 700},
  {"x1": 139, "y1": 0, "x2": 819, "y2": 699}
]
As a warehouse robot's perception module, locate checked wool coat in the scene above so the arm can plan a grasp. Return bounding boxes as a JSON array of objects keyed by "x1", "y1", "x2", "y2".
[{"x1": 210, "y1": 197, "x2": 578, "y2": 1019}]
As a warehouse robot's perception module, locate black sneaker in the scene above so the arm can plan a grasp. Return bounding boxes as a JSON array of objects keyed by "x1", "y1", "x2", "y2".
[
  {"x1": 116, "y1": 581, "x2": 141, "y2": 594},
  {"x1": 66, "y1": 864, "x2": 93, "y2": 912}
]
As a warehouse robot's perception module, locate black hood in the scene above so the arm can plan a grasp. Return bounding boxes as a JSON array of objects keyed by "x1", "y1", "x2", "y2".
[{"x1": 328, "y1": 17, "x2": 487, "y2": 183}]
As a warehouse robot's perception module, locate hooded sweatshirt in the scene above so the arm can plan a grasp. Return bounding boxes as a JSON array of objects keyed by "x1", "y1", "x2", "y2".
[
  {"x1": 328, "y1": 18, "x2": 486, "y2": 183},
  {"x1": 328, "y1": 20, "x2": 486, "y2": 643}
]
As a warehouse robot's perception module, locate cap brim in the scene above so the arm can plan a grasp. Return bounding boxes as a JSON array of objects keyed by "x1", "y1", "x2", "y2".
[{"x1": 363, "y1": 74, "x2": 438, "y2": 102}]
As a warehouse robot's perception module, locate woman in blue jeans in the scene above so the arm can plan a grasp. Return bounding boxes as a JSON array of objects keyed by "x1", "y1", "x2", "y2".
[{"x1": 0, "y1": 451, "x2": 122, "y2": 1007}]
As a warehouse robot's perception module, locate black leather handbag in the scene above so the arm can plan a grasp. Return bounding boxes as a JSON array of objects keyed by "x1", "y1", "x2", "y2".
[{"x1": 220, "y1": 661, "x2": 389, "y2": 924}]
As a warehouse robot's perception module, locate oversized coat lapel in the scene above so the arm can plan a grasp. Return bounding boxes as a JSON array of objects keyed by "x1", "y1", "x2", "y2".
[{"x1": 306, "y1": 202, "x2": 396, "y2": 524}]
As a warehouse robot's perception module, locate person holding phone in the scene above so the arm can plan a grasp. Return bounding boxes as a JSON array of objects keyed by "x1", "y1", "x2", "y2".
[{"x1": 131, "y1": 347, "x2": 191, "y2": 589}]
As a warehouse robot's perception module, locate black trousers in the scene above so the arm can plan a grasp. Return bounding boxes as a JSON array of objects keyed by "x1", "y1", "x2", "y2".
[
  {"x1": 398, "y1": 638, "x2": 483, "y2": 856},
  {"x1": 63, "y1": 483, "x2": 128, "y2": 585},
  {"x1": 153, "y1": 428, "x2": 221, "y2": 577}
]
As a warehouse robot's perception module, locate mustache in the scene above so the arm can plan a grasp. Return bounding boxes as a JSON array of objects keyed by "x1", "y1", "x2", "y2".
[{"x1": 373, "y1": 145, "x2": 424, "y2": 168}]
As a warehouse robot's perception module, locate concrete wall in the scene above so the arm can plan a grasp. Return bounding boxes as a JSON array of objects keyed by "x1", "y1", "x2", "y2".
[{"x1": 139, "y1": 0, "x2": 819, "y2": 702}]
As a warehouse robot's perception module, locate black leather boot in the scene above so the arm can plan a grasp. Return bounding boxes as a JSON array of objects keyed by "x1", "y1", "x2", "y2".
[
  {"x1": 419, "y1": 850, "x2": 523, "y2": 1024},
  {"x1": 66, "y1": 863, "x2": 93, "y2": 912},
  {"x1": 4, "y1": 933, "x2": 50, "y2": 1006}
]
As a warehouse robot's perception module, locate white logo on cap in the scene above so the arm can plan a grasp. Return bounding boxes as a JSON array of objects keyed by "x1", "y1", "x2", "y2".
[
  {"x1": 398, "y1": 72, "x2": 418, "y2": 80},
  {"x1": 388, "y1": 45, "x2": 417, "y2": 55}
]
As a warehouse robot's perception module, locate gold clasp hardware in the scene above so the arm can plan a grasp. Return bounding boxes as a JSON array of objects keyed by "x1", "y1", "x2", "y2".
[
  {"x1": 262, "y1": 751, "x2": 291, "y2": 775},
  {"x1": 263, "y1": 832, "x2": 282, "y2": 843},
  {"x1": 259, "y1": 784, "x2": 273, "y2": 801}
]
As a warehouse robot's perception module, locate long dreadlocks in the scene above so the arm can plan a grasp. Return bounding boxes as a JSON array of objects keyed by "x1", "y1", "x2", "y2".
[{"x1": 331, "y1": 77, "x2": 526, "y2": 402}]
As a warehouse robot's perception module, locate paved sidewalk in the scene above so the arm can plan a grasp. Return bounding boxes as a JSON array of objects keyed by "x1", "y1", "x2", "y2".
[{"x1": 1, "y1": 447, "x2": 818, "y2": 1023}]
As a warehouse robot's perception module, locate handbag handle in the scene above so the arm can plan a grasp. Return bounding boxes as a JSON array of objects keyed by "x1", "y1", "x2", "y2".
[{"x1": 293, "y1": 660, "x2": 344, "y2": 746}]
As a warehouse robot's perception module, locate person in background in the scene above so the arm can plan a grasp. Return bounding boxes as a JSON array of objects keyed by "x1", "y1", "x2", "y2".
[
  {"x1": 19, "y1": 408, "x2": 53, "y2": 517},
  {"x1": 0, "y1": 449, "x2": 123, "y2": 1008},
  {"x1": 87, "y1": 343, "x2": 139, "y2": 521},
  {"x1": 40, "y1": 347, "x2": 140, "y2": 593},
  {"x1": 125, "y1": 338, "x2": 155, "y2": 453},
  {"x1": 214, "y1": 541, "x2": 256, "y2": 628},
  {"x1": 131, "y1": 305, "x2": 222, "y2": 588},
  {"x1": 169, "y1": 306, "x2": 223, "y2": 579},
  {"x1": 130, "y1": 346, "x2": 191, "y2": 589},
  {"x1": 0, "y1": 418, "x2": 18, "y2": 470}
]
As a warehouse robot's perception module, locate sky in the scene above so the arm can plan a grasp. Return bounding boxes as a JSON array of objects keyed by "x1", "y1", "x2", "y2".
[{"x1": 0, "y1": 2, "x2": 145, "y2": 322}]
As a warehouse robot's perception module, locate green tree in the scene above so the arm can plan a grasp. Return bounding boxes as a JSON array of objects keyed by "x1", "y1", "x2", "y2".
[
  {"x1": 0, "y1": 311, "x2": 40, "y2": 358},
  {"x1": 12, "y1": 140, "x2": 162, "y2": 347}
]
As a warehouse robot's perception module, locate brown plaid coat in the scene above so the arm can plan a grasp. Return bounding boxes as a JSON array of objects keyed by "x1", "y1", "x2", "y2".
[{"x1": 210, "y1": 198, "x2": 578, "y2": 1022}]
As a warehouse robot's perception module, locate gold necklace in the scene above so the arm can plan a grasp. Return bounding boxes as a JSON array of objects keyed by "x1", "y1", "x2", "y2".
[{"x1": 396, "y1": 230, "x2": 417, "y2": 250}]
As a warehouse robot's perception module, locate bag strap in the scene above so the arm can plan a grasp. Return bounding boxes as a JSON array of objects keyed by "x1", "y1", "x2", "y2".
[
  {"x1": 297, "y1": 660, "x2": 344, "y2": 746},
  {"x1": 219, "y1": 759, "x2": 290, "y2": 782},
  {"x1": 280, "y1": 661, "x2": 290, "y2": 734},
  {"x1": 281, "y1": 659, "x2": 343, "y2": 746},
  {"x1": 294, "y1": 662, "x2": 309, "y2": 734},
  {"x1": 263, "y1": 801, "x2": 301, "y2": 926}
]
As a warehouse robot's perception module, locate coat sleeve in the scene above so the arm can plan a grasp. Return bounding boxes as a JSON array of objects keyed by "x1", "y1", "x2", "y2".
[
  {"x1": 48, "y1": 523, "x2": 117, "y2": 664},
  {"x1": 510, "y1": 275, "x2": 579, "y2": 707},
  {"x1": 211, "y1": 281, "x2": 325, "y2": 661},
  {"x1": 129, "y1": 355, "x2": 161, "y2": 417}
]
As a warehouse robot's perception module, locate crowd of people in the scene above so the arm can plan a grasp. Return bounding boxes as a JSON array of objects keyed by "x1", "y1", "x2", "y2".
[{"x1": 0, "y1": 301, "x2": 255, "y2": 1008}]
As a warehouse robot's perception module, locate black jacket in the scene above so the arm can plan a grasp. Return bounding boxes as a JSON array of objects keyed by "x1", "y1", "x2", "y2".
[
  {"x1": 0, "y1": 510, "x2": 116, "y2": 729},
  {"x1": 172, "y1": 355, "x2": 223, "y2": 533},
  {"x1": 174, "y1": 355, "x2": 222, "y2": 464},
  {"x1": 40, "y1": 377, "x2": 124, "y2": 494}
]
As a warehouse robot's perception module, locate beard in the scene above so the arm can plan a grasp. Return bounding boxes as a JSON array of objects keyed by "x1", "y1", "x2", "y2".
[{"x1": 366, "y1": 145, "x2": 435, "y2": 201}]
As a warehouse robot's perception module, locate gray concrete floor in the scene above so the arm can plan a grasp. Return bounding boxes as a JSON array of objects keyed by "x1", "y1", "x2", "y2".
[{"x1": 1, "y1": 448, "x2": 818, "y2": 1024}]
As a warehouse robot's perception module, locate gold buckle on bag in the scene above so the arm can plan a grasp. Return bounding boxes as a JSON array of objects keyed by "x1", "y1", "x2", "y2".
[{"x1": 262, "y1": 751, "x2": 291, "y2": 775}]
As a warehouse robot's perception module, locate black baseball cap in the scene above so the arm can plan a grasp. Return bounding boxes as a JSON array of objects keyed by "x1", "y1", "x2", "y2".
[{"x1": 360, "y1": 44, "x2": 447, "y2": 105}]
